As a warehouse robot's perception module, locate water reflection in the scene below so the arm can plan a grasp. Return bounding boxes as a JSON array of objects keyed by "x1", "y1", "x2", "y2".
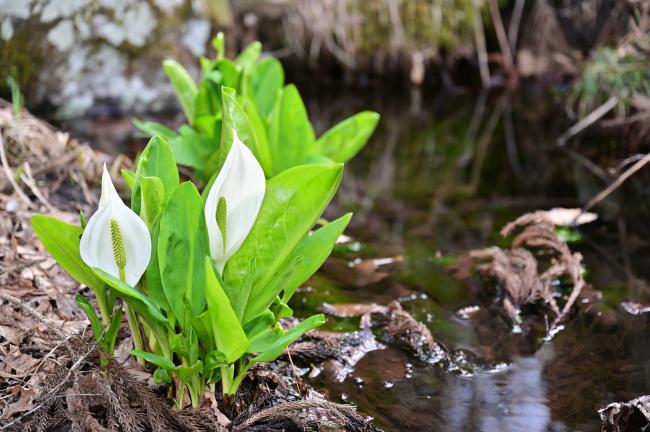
[
  {"x1": 446, "y1": 347, "x2": 553, "y2": 432},
  {"x1": 293, "y1": 85, "x2": 650, "y2": 431}
]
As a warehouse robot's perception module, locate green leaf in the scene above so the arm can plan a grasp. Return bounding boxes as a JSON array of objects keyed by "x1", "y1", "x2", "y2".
[
  {"x1": 249, "y1": 58, "x2": 284, "y2": 118},
  {"x1": 145, "y1": 222, "x2": 172, "y2": 320},
  {"x1": 204, "y1": 350, "x2": 228, "y2": 371},
  {"x1": 243, "y1": 311, "x2": 283, "y2": 353},
  {"x1": 140, "y1": 176, "x2": 165, "y2": 229},
  {"x1": 204, "y1": 257, "x2": 249, "y2": 363},
  {"x1": 218, "y1": 88, "x2": 273, "y2": 177},
  {"x1": 121, "y1": 169, "x2": 135, "y2": 191},
  {"x1": 234, "y1": 41, "x2": 261, "y2": 74},
  {"x1": 280, "y1": 213, "x2": 352, "y2": 303},
  {"x1": 93, "y1": 268, "x2": 168, "y2": 324},
  {"x1": 315, "y1": 111, "x2": 380, "y2": 163},
  {"x1": 195, "y1": 70, "x2": 223, "y2": 126},
  {"x1": 132, "y1": 119, "x2": 178, "y2": 141},
  {"x1": 215, "y1": 59, "x2": 240, "y2": 89},
  {"x1": 169, "y1": 125, "x2": 218, "y2": 172},
  {"x1": 131, "y1": 349, "x2": 176, "y2": 370},
  {"x1": 163, "y1": 59, "x2": 198, "y2": 124},
  {"x1": 252, "y1": 314, "x2": 325, "y2": 363},
  {"x1": 268, "y1": 85, "x2": 316, "y2": 174},
  {"x1": 132, "y1": 136, "x2": 179, "y2": 213},
  {"x1": 224, "y1": 164, "x2": 344, "y2": 323},
  {"x1": 75, "y1": 294, "x2": 103, "y2": 342},
  {"x1": 158, "y1": 182, "x2": 210, "y2": 331},
  {"x1": 32, "y1": 215, "x2": 102, "y2": 291},
  {"x1": 212, "y1": 32, "x2": 225, "y2": 60},
  {"x1": 192, "y1": 311, "x2": 214, "y2": 352},
  {"x1": 154, "y1": 367, "x2": 172, "y2": 384},
  {"x1": 272, "y1": 296, "x2": 293, "y2": 318},
  {"x1": 241, "y1": 95, "x2": 272, "y2": 177}
]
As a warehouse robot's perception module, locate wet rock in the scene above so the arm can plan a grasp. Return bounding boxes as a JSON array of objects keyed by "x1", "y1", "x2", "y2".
[{"x1": 599, "y1": 395, "x2": 650, "y2": 432}]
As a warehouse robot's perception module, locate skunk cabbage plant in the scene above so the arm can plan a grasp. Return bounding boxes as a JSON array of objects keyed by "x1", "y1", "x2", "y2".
[
  {"x1": 135, "y1": 33, "x2": 380, "y2": 180},
  {"x1": 32, "y1": 94, "x2": 355, "y2": 407}
]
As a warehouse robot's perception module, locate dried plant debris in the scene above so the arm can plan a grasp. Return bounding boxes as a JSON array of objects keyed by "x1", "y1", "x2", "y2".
[
  {"x1": 599, "y1": 395, "x2": 650, "y2": 432},
  {"x1": 230, "y1": 390, "x2": 378, "y2": 432},
  {"x1": 321, "y1": 301, "x2": 447, "y2": 365},
  {"x1": 470, "y1": 211, "x2": 587, "y2": 334},
  {"x1": 2, "y1": 338, "x2": 226, "y2": 432}
]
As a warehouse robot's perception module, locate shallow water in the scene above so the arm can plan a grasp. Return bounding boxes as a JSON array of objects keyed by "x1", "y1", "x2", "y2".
[
  {"x1": 61, "y1": 84, "x2": 650, "y2": 432},
  {"x1": 289, "y1": 85, "x2": 650, "y2": 432}
]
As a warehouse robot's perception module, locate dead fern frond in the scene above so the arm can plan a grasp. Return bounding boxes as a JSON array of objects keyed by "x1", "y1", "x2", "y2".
[{"x1": 471, "y1": 212, "x2": 587, "y2": 334}]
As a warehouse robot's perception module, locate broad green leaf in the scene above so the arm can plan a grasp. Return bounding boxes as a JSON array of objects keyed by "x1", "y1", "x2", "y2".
[
  {"x1": 243, "y1": 311, "x2": 283, "y2": 353},
  {"x1": 32, "y1": 215, "x2": 102, "y2": 291},
  {"x1": 252, "y1": 314, "x2": 325, "y2": 363},
  {"x1": 194, "y1": 70, "x2": 223, "y2": 126},
  {"x1": 230, "y1": 259, "x2": 255, "y2": 322},
  {"x1": 224, "y1": 164, "x2": 343, "y2": 323},
  {"x1": 216, "y1": 59, "x2": 240, "y2": 89},
  {"x1": 218, "y1": 87, "x2": 272, "y2": 177},
  {"x1": 170, "y1": 125, "x2": 218, "y2": 171},
  {"x1": 268, "y1": 85, "x2": 316, "y2": 174},
  {"x1": 145, "y1": 221, "x2": 172, "y2": 320},
  {"x1": 121, "y1": 169, "x2": 135, "y2": 191},
  {"x1": 249, "y1": 58, "x2": 284, "y2": 118},
  {"x1": 280, "y1": 213, "x2": 352, "y2": 303},
  {"x1": 158, "y1": 182, "x2": 210, "y2": 331},
  {"x1": 204, "y1": 258, "x2": 248, "y2": 362},
  {"x1": 131, "y1": 136, "x2": 179, "y2": 214},
  {"x1": 131, "y1": 349, "x2": 176, "y2": 370},
  {"x1": 315, "y1": 111, "x2": 380, "y2": 163},
  {"x1": 131, "y1": 136, "x2": 179, "y2": 215},
  {"x1": 241, "y1": 95, "x2": 273, "y2": 177},
  {"x1": 93, "y1": 268, "x2": 168, "y2": 324},
  {"x1": 204, "y1": 350, "x2": 228, "y2": 371},
  {"x1": 176, "y1": 361, "x2": 203, "y2": 382},
  {"x1": 234, "y1": 41, "x2": 261, "y2": 75},
  {"x1": 192, "y1": 311, "x2": 214, "y2": 352},
  {"x1": 140, "y1": 176, "x2": 165, "y2": 229},
  {"x1": 132, "y1": 119, "x2": 178, "y2": 141},
  {"x1": 75, "y1": 294, "x2": 103, "y2": 342},
  {"x1": 163, "y1": 59, "x2": 198, "y2": 123},
  {"x1": 154, "y1": 367, "x2": 172, "y2": 384},
  {"x1": 272, "y1": 296, "x2": 293, "y2": 318}
]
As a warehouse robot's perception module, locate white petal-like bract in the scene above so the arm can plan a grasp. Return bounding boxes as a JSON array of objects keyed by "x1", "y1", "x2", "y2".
[
  {"x1": 205, "y1": 131, "x2": 266, "y2": 272},
  {"x1": 80, "y1": 165, "x2": 152, "y2": 286}
]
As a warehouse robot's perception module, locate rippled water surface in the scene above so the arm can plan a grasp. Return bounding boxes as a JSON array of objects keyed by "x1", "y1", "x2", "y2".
[{"x1": 290, "y1": 85, "x2": 650, "y2": 432}]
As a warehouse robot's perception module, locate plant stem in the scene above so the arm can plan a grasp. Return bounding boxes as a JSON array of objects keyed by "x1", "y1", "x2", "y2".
[
  {"x1": 93, "y1": 285, "x2": 111, "y2": 326},
  {"x1": 220, "y1": 364, "x2": 235, "y2": 395},
  {"x1": 119, "y1": 275, "x2": 144, "y2": 366},
  {"x1": 174, "y1": 377, "x2": 186, "y2": 409},
  {"x1": 230, "y1": 362, "x2": 252, "y2": 396},
  {"x1": 125, "y1": 305, "x2": 145, "y2": 366}
]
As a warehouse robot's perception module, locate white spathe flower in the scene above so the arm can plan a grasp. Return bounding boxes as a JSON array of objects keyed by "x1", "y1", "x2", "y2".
[
  {"x1": 205, "y1": 131, "x2": 266, "y2": 272},
  {"x1": 80, "y1": 165, "x2": 152, "y2": 286}
]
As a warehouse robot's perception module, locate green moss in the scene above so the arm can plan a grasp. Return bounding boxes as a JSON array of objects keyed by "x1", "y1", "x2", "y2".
[{"x1": 0, "y1": 27, "x2": 46, "y2": 98}]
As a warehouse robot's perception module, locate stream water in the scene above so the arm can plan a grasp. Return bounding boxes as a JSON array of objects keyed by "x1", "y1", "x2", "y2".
[{"x1": 61, "y1": 83, "x2": 650, "y2": 432}]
